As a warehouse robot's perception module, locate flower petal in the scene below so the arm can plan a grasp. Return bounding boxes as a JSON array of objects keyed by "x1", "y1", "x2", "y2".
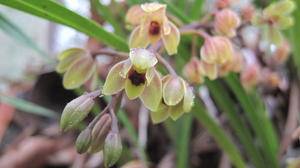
[
  {"x1": 145, "y1": 67, "x2": 155, "y2": 84},
  {"x1": 168, "y1": 101, "x2": 184, "y2": 121},
  {"x1": 200, "y1": 61, "x2": 218, "y2": 80},
  {"x1": 56, "y1": 48, "x2": 86, "y2": 73},
  {"x1": 150, "y1": 103, "x2": 169, "y2": 124},
  {"x1": 183, "y1": 86, "x2": 194, "y2": 112},
  {"x1": 163, "y1": 76, "x2": 185, "y2": 106},
  {"x1": 129, "y1": 26, "x2": 150, "y2": 49},
  {"x1": 129, "y1": 48, "x2": 157, "y2": 72},
  {"x1": 120, "y1": 59, "x2": 132, "y2": 78},
  {"x1": 125, "y1": 5, "x2": 145, "y2": 27},
  {"x1": 63, "y1": 56, "x2": 96, "y2": 89},
  {"x1": 125, "y1": 79, "x2": 145, "y2": 100},
  {"x1": 102, "y1": 61, "x2": 126, "y2": 95},
  {"x1": 162, "y1": 22, "x2": 180, "y2": 55},
  {"x1": 140, "y1": 70, "x2": 162, "y2": 111}
]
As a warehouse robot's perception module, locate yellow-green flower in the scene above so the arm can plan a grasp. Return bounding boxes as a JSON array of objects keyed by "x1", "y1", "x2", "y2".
[
  {"x1": 150, "y1": 75, "x2": 194, "y2": 123},
  {"x1": 126, "y1": 2, "x2": 180, "y2": 55},
  {"x1": 102, "y1": 48, "x2": 162, "y2": 111},
  {"x1": 252, "y1": 0, "x2": 295, "y2": 45}
]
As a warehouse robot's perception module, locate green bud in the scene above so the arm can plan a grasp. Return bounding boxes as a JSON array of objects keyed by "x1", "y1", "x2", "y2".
[
  {"x1": 76, "y1": 128, "x2": 92, "y2": 154},
  {"x1": 104, "y1": 131, "x2": 122, "y2": 167},
  {"x1": 60, "y1": 90, "x2": 101, "y2": 131},
  {"x1": 89, "y1": 113, "x2": 112, "y2": 153}
]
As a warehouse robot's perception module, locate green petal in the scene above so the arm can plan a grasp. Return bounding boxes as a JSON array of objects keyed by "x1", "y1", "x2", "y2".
[
  {"x1": 56, "y1": 48, "x2": 86, "y2": 73},
  {"x1": 183, "y1": 87, "x2": 194, "y2": 112},
  {"x1": 63, "y1": 56, "x2": 96, "y2": 89},
  {"x1": 168, "y1": 101, "x2": 184, "y2": 121},
  {"x1": 102, "y1": 61, "x2": 126, "y2": 95},
  {"x1": 129, "y1": 26, "x2": 150, "y2": 49},
  {"x1": 150, "y1": 104, "x2": 169, "y2": 124},
  {"x1": 263, "y1": 25, "x2": 283, "y2": 45},
  {"x1": 125, "y1": 79, "x2": 145, "y2": 100},
  {"x1": 140, "y1": 70, "x2": 162, "y2": 111},
  {"x1": 145, "y1": 67, "x2": 155, "y2": 84},
  {"x1": 162, "y1": 22, "x2": 180, "y2": 55},
  {"x1": 120, "y1": 59, "x2": 132, "y2": 78},
  {"x1": 163, "y1": 76, "x2": 185, "y2": 106},
  {"x1": 277, "y1": 16, "x2": 294, "y2": 30}
]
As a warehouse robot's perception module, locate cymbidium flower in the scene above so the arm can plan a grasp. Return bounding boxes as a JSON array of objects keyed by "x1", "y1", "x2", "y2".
[
  {"x1": 56, "y1": 48, "x2": 97, "y2": 90},
  {"x1": 102, "y1": 48, "x2": 162, "y2": 111},
  {"x1": 200, "y1": 36, "x2": 234, "y2": 65},
  {"x1": 273, "y1": 40, "x2": 290, "y2": 64},
  {"x1": 251, "y1": 0, "x2": 295, "y2": 45},
  {"x1": 150, "y1": 76, "x2": 194, "y2": 123},
  {"x1": 183, "y1": 57, "x2": 204, "y2": 84},
  {"x1": 126, "y1": 2, "x2": 180, "y2": 55},
  {"x1": 215, "y1": 9, "x2": 241, "y2": 38}
]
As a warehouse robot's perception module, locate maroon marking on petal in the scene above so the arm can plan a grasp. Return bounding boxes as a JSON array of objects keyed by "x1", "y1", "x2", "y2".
[
  {"x1": 128, "y1": 68, "x2": 146, "y2": 86},
  {"x1": 149, "y1": 21, "x2": 160, "y2": 36}
]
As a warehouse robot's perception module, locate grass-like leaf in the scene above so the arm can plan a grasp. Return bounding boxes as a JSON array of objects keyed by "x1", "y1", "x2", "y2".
[
  {"x1": 0, "y1": 0, "x2": 129, "y2": 52},
  {"x1": 0, "y1": 12, "x2": 55, "y2": 65},
  {"x1": 224, "y1": 73, "x2": 279, "y2": 168},
  {"x1": 206, "y1": 80, "x2": 266, "y2": 168},
  {"x1": 0, "y1": 94, "x2": 58, "y2": 118},
  {"x1": 192, "y1": 96, "x2": 246, "y2": 168}
]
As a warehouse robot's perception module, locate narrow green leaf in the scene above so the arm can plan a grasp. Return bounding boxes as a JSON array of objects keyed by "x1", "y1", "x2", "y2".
[
  {"x1": 0, "y1": 12, "x2": 55, "y2": 65},
  {"x1": 90, "y1": 0, "x2": 126, "y2": 38},
  {"x1": 176, "y1": 115, "x2": 192, "y2": 168},
  {"x1": 188, "y1": 0, "x2": 204, "y2": 20},
  {"x1": 224, "y1": 73, "x2": 279, "y2": 168},
  {"x1": 192, "y1": 96, "x2": 246, "y2": 168},
  {"x1": 0, "y1": 0, "x2": 129, "y2": 52},
  {"x1": 206, "y1": 80, "x2": 266, "y2": 168},
  {"x1": 159, "y1": 0, "x2": 191, "y2": 24},
  {"x1": 0, "y1": 94, "x2": 58, "y2": 118}
]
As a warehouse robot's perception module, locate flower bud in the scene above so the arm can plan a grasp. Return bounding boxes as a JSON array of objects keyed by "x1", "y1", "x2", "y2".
[
  {"x1": 104, "y1": 131, "x2": 123, "y2": 167},
  {"x1": 200, "y1": 36, "x2": 234, "y2": 65},
  {"x1": 220, "y1": 50, "x2": 244, "y2": 76},
  {"x1": 89, "y1": 113, "x2": 112, "y2": 153},
  {"x1": 162, "y1": 76, "x2": 186, "y2": 106},
  {"x1": 241, "y1": 6, "x2": 254, "y2": 22},
  {"x1": 262, "y1": 69, "x2": 280, "y2": 87},
  {"x1": 183, "y1": 57, "x2": 204, "y2": 84},
  {"x1": 60, "y1": 90, "x2": 101, "y2": 131},
  {"x1": 241, "y1": 63, "x2": 260, "y2": 90},
  {"x1": 216, "y1": 0, "x2": 233, "y2": 9},
  {"x1": 200, "y1": 61, "x2": 218, "y2": 80},
  {"x1": 76, "y1": 128, "x2": 92, "y2": 154},
  {"x1": 274, "y1": 40, "x2": 290, "y2": 64},
  {"x1": 215, "y1": 9, "x2": 241, "y2": 38}
]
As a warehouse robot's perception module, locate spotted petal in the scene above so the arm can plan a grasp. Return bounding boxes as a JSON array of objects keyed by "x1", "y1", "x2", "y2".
[
  {"x1": 140, "y1": 70, "x2": 162, "y2": 111},
  {"x1": 125, "y1": 79, "x2": 145, "y2": 100},
  {"x1": 162, "y1": 22, "x2": 180, "y2": 55},
  {"x1": 102, "y1": 61, "x2": 126, "y2": 95}
]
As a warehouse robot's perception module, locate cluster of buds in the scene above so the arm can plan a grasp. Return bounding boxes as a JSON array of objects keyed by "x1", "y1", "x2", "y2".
[
  {"x1": 56, "y1": 48, "x2": 99, "y2": 90},
  {"x1": 60, "y1": 92, "x2": 122, "y2": 167},
  {"x1": 126, "y1": 2, "x2": 180, "y2": 55},
  {"x1": 102, "y1": 48, "x2": 194, "y2": 123},
  {"x1": 252, "y1": 0, "x2": 295, "y2": 45}
]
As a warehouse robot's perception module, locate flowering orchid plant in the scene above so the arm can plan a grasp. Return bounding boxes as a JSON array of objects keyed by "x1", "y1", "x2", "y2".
[{"x1": 3, "y1": 0, "x2": 298, "y2": 167}]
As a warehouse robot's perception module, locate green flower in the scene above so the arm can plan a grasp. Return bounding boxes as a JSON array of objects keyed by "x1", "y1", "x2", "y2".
[
  {"x1": 150, "y1": 75, "x2": 194, "y2": 123},
  {"x1": 102, "y1": 48, "x2": 162, "y2": 111},
  {"x1": 252, "y1": 0, "x2": 295, "y2": 45}
]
